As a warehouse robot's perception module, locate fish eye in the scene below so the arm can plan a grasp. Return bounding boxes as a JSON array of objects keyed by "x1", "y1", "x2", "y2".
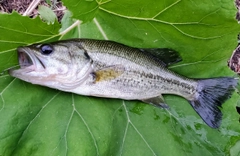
[{"x1": 40, "y1": 44, "x2": 53, "y2": 55}]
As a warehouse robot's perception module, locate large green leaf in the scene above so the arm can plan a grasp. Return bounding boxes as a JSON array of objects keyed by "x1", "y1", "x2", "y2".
[
  {"x1": 0, "y1": 0, "x2": 240, "y2": 155},
  {"x1": 0, "y1": 12, "x2": 60, "y2": 72}
]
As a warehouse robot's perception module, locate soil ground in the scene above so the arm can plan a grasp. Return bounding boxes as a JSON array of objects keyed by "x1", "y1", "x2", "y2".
[{"x1": 0, "y1": 0, "x2": 65, "y2": 21}]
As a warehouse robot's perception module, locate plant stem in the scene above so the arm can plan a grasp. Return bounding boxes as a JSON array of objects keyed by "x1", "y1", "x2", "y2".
[{"x1": 23, "y1": 0, "x2": 41, "y2": 16}]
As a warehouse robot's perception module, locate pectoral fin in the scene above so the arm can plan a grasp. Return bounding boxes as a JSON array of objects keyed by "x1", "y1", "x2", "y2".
[
  {"x1": 92, "y1": 65, "x2": 125, "y2": 83},
  {"x1": 140, "y1": 48, "x2": 182, "y2": 66},
  {"x1": 141, "y1": 95, "x2": 169, "y2": 109}
]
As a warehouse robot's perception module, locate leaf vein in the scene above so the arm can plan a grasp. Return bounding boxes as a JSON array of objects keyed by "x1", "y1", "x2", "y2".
[
  {"x1": 171, "y1": 24, "x2": 221, "y2": 39},
  {"x1": 122, "y1": 102, "x2": 157, "y2": 156},
  {"x1": 99, "y1": 7, "x2": 221, "y2": 40},
  {"x1": 0, "y1": 94, "x2": 5, "y2": 112},
  {"x1": 0, "y1": 26, "x2": 54, "y2": 37},
  {"x1": 0, "y1": 77, "x2": 16, "y2": 96},
  {"x1": 97, "y1": 0, "x2": 111, "y2": 5},
  {"x1": 73, "y1": 95, "x2": 100, "y2": 155},
  {"x1": 120, "y1": 101, "x2": 129, "y2": 156},
  {"x1": 16, "y1": 92, "x2": 60, "y2": 146},
  {"x1": 62, "y1": 94, "x2": 76, "y2": 156},
  {"x1": 152, "y1": 0, "x2": 181, "y2": 19}
]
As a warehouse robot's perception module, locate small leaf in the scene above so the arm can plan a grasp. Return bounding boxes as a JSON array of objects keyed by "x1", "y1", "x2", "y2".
[
  {"x1": 46, "y1": 0, "x2": 51, "y2": 5},
  {"x1": 38, "y1": 5, "x2": 57, "y2": 24}
]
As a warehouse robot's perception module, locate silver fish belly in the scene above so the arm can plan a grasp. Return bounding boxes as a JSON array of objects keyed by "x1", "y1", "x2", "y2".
[{"x1": 9, "y1": 39, "x2": 237, "y2": 128}]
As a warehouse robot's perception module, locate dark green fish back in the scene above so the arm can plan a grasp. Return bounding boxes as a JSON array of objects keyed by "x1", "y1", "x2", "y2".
[{"x1": 77, "y1": 39, "x2": 174, "y2": 69}]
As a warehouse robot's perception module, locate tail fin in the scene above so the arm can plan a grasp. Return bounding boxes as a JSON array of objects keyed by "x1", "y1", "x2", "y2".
[{"x1": 190, "y1": 77, "x2": 238, "y2": 128}]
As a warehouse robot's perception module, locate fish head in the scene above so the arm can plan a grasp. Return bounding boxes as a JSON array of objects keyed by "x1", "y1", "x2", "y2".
[{"x1": 9, "y1": 41, "x2": 93, "y2": 90}]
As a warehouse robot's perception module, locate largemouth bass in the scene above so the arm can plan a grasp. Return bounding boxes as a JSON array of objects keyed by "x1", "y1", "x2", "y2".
[{"x1": 9, "y1": 39, "x2": 237, "y2": 128}]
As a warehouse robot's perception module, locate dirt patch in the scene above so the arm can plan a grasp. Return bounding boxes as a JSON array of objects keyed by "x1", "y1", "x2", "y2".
[
  {"x1": 236, "y1": 0, "x2": 240, "y2": 20},
  {"x1": 0, "y1": 0, "x2": 65, "y2": 21}
]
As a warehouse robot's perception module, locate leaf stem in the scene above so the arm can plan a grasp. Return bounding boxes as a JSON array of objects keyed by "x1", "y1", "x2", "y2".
[
  {"x1": 59, "y1": 20, "x2": 82, "y2": 38},
  {"x1": 0, "y1": 65, "x2": 20, "y2": 76},
  {"x1": 93, "y1": 18, "x2": 108, "y2": 40},
  {"x1": 23, "y1": 0, "x2": 41, "y2": 16}
]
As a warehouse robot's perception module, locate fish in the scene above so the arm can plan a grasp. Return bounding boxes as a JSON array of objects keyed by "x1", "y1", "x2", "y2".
[{"x1": 9, "y1": 39, "x2": 238, "y2": 128}]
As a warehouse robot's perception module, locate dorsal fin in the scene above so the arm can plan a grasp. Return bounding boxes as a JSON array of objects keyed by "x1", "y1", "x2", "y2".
[{"x1": 139, "y1": 48, "x2": 182, "y2": 66}]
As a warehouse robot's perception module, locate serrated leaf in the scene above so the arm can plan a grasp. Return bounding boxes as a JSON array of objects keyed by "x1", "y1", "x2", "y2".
[
  {"x1": 62, "y1": 0, "x2": 99, "y2": 22},
  {"x1": 0, "y1": 12, "x2": 61, "y2": 73},
  {"x1": 1, "y1": 0, "x2": 240, "y2": 156}
]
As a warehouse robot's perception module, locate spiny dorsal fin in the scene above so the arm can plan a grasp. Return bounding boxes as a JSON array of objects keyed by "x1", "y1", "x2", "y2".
[{"x1": 139, "y1": 48, "x2": 182, "y2": 66}]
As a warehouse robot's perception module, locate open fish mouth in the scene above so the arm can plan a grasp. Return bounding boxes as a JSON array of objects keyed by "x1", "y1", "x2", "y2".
[
  {"x1": 18, "y1": 50, "x2": 33, "y2": 68},
  {"x1": 17, "y1": 47, "x2": 45, "y2": 71},
  {"x1": 8, "y1": 47, "x2": 45, "y2": 76}
]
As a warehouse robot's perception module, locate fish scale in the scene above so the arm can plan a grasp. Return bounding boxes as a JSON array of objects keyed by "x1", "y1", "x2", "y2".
[
  {"x1": 81, "y1": 40, "x2": 166, "y2": 68},
  {"x1": 84, "y1": 44, "x2": 197, "y2": 100}
]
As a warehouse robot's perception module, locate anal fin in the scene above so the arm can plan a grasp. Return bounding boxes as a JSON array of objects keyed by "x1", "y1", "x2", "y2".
[{"x1": 141, "y1": 95, "x2": 169, "y2": 109}]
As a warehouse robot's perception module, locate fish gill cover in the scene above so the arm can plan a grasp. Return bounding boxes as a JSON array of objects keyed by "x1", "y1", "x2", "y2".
[{"x1": 0, "y1": 0, "x2": 240, "y2": 156}]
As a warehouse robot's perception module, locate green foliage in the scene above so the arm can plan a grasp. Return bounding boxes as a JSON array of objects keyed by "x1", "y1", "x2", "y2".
[
  {"x1": 0, "y1": 0, "x2": 240, "y2": 155},
  {"x1": 38, "y1": 5, "x2": 57, "y2": 24},
  {"x1": 0, "y1": 12, "x2": 60, "y2": 72}
]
